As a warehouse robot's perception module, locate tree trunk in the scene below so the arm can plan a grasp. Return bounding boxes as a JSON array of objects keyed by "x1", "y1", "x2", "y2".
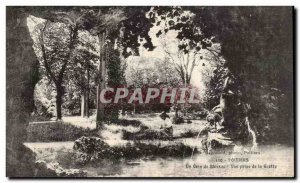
[
  {"x1": 96, "y1": 32, "x2": 107, "y2": 128},
  {"x1": 81, "y1": 93, "x2": 87, "y2": 117},
  {"x1": 86, "y1": 61, "x2": 90, "y2": 117},
  {"x1": 55, "y1": 84, "x2": 63, "y2": 120},
  {"x1": 175, "y1": 105, "x2": 179, "y2": 118},
  {"x1": 81, "y1": 59, "x2": 90, "y2": 118},
  {"x1": 81, "y1": 92, "x2": 89, "y2": 118}
]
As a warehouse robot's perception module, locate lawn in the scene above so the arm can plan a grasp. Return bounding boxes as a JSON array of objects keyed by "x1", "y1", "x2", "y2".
[{"x1": 25, "y1": 113, "x2": 208, "y2": 177}]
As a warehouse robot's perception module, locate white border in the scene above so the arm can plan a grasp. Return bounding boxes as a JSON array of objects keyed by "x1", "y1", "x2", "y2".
[
  {"x1": 0, "y1": 0, "x2": 298, "y2": 182},
  {"x1": 2, "y1": 0, "x2": 299, "y2": 6}
]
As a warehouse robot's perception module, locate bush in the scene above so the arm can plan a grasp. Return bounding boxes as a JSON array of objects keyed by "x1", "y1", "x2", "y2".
[
  {"x1": 113, "y1": 119, "x2": 143, "y2": 127},
  {"x1": 179, "y1": 130, "x2": 199, "y2": 138},
  {"x1": 122, "y1": 127, "x2": 172, "y2": 140},
  {"x1": 172, "y1": 116, "x2": 185, "y2": 124}
]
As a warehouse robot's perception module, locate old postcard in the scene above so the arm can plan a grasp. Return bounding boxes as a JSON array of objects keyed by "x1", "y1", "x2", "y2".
[{"x1": 6, "y1": 6, "x2": 294, "y2": 178}]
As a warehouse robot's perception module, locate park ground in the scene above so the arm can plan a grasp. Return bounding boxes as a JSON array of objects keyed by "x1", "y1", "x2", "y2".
[{"x1": 24, "y1": 113, "x2": 294, "y2": 177}]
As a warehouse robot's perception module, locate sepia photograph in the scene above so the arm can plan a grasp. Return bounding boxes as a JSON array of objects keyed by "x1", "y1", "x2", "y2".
[{"x1": 6, "y1": 6, "x2": 294, "y2": 178}]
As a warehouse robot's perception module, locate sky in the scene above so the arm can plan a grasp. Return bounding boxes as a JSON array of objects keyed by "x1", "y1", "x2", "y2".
[{"x1": 137, "y1": 23, "x2": 206, "y2": 93}]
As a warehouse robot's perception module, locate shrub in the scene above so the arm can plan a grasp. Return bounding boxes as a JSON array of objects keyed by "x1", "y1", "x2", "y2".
[
  {"x1": 172, "y1": 116, "x2": 185, "y2": 124},
  {"x1": 122, "y1": 128, "x2": 172, "y2": 140},
  {"x1": 179, "y1": 130, "x2": 199, "y2": 138}
]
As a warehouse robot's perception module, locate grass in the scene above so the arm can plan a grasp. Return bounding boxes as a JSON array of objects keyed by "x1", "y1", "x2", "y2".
[
  {"x1": 26, "y1": 122, "x2": 99, "y2": 142},
  {"x1": 27, "y1": 115, "x2": 207, "y2": 143},
  {"x1": 26, "y1": 118, "x2": 145, "y2": 142}
]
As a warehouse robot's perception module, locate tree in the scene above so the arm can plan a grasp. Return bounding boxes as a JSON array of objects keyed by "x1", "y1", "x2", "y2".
[
  {"x1": 187, "y1": 7, "x2": 293, "y2": 143},
  {"x1": 107, "y1": 48, "x2": 125, "y2": 87},
  {"x1": 83, "y1": 8, "x2": 127, "y2": 125},
  {"x1": 148, "y1": 7, "x2": 221, "y2": 117},
  {"x1": 37, "y1": 21, "x2": 78, "y2": 120},
  {"x1": 82, "y1": 7, "x2": 155, "y2": 127},
  {"x1": 148, "y1": 7, "x2": 220, "y2": 86},
  {"x1": 200, "y1": 55, "x2": 227, "y2": 110},
  {"x1": 69, "y1": 31, "x2": 99, "y2": 117},
  {"x1": 49, "y1": 8, "x2": 95, "y2": 119},
  {"x1": 31, "y1": 8, "x2": 96, "y2": 120},
  {"x1": 125, "y1": 56, "x2": 181, "y2": 114},
  {"x1": 147, "y1": 6, "x2": 293, "y2": 144},
  {"x1": 32, "y1": 7, "x2": 159, "y2": 125}
]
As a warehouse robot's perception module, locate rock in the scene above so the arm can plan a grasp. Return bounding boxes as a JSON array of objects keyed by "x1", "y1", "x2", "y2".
[
  {"x1": 73, "y1": 136, "x2": 197, "y2": 161},
  {"x1": 61, "y1": 169, "x2": 87, "y2": 177},
  {"x1": 73, "y1": 136, "x2": 110, "y2": 154},
  {"x1": 35, "y1": 160, "x2": 57, "y2": 177},
  {"x1": 206, "y1": 113, "x2": 222, "y2": 126},
  {"x1": 6, "y1": 7, "x2": 40, "y2": 177},
  {"x1": 196, "y1": 110, "x2": 209, "y2": 119},
  {"x1": 201, "y1": 132, "x2": 235, "y2": 153},
  {"x1": 35, "y1": 160, "x2": 87, "y2": 177},
  {"x1": 73, "y1": 136, "x2": 123, "y2": 161}
]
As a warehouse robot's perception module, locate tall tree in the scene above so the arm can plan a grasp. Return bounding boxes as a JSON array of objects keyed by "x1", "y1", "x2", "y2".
[
  {"x1": 33, "y1": 8, "x2": 93, "y2": 120},
  {"x1": 150, "y1": 7, "x2": 203, "y2": 85},
  {"x1": 187, "y1": 7, "x2": 293, "y2": 143},
  {"x1": 49, "y1": 9, "x2": 93, "y2": 119},
  {"x1": 72, "y1": 31, "x2": 99, "y2": 118},
  {"x1": 84, "y1": 7, "x2": 155, "y2": 127},
  {"x1": 38, "y1": 21, "x2": 78, "y2": 120},
  {"x1": 84, "y1": 8, "x2": 126, "y2": 125}
]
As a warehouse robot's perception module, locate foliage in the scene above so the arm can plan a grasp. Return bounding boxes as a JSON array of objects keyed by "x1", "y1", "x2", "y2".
[
  {"x1": 28, "y1": 7, "x2": 293, "y2": 144},
  {"x1": 126, "y1": 56, "x2": 181, "y2": 87},
  {"x1": 30, "y1": 16, "x2": 100, "y2": 116},
  {"x1": 118, "y1": 7, "x2": 155, "y2": 57},
  {"x1": 149, "y1": 6, "x2": 293, "y2": 144},
  {"x1": 107, "y1": 49, "x2": 125, "y2": 87},
  {"x1": 122, "y1": 127, "x2": 174, "y2": 140},
  {"x1": 202, "y1": 64, "x2": 227, "y2": 110},
  {"x1": 33, "y1": 77, "x2": 56, "y2": 118},
  {"x1": 112, "y1": 119, "x2": 143, "y2": 127},
  {"x1": 148, "y1": 7, "x2": 220, "y2": 85},
  {"x1": 190, "y1": 7, "x2": 293, "y2": 144}
]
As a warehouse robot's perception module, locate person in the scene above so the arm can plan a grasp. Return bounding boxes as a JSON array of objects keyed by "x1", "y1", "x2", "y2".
[
  {"x1": 159, "y1": 111, "x2": 173, "y2": 136},
  {"x1": 159, "y1": 111, "x2": 172, "y2": 128},
  {"x1": 206, "y1": 112, "x2": 222, "y2": 131}
]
